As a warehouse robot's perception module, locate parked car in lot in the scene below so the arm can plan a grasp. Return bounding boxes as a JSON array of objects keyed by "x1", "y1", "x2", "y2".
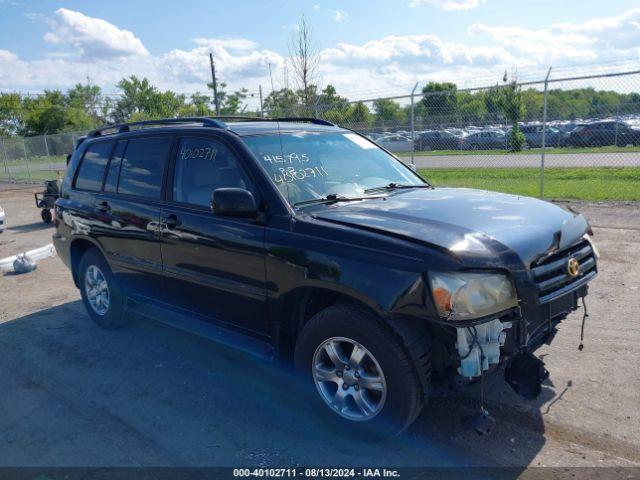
[
  {"x1": 460, "y1": 130, "x2": 507, "y2": 150},
  {"x1": 414, "y1": 130, "x2": 461, "y2": 151},
  {"x1": 519, "y1": 124, "x2": 565, "y2": 148},
  {"x1": 566, "y1": 121, "x2": 640, "y2": 147},
  {"x1": 0, "y1": 204, "x2": 5, "y2": 232},
  {"x1": 54, "y1": 117, "x2": 598, "y2": 437},
  {"x1": 364, "y1": 132, "x2": 383, "y2": 141},
  {"x1": 376, "y1": 134, "x2": 413, "y2": 152}
]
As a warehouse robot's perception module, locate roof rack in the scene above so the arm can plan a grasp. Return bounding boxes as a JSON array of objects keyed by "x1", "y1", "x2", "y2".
[
  {"x1": 274, "y1": 117, "x2": 336, "y2": 126},
  {"x1": 211, "y1": 116, "x2": 336, "y2": 127},
  {"x1": 87, "y1": 117, "x2": 227, "y2": 138},
  {"x1": 86, "y1": 116, "x2": 336, "y2": 139}
]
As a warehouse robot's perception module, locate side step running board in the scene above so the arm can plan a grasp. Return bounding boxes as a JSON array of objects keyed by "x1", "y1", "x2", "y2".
[{"x1": 126, "y1": 298, "x2": 274, "y2": 361}]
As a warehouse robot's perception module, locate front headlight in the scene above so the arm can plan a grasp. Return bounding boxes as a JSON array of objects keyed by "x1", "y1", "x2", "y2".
[{"x1": 430, "y1": 272, "x2": 518, "y2": 321}]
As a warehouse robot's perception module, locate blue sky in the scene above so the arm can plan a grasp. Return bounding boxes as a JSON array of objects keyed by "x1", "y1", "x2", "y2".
[{"x1": 0, "y1": 0, "x2": 639, "y2": 103}]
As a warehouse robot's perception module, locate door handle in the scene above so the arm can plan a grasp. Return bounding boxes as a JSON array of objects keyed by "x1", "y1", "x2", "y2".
[
  {"x1": 97, "y1": 201, "x2": 110, "y2": 212},
  {"x1": 162, "y1": 214, "x2": 180, "y2": 229}
]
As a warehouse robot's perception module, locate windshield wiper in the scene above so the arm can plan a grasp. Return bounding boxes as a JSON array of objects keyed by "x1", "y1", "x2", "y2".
[
  {"x1": 293, "y1": 193, "x2": 382, "y2": 208},
  {"x1": 363, "y1": 182, "x2": 433, "y2": 194}
]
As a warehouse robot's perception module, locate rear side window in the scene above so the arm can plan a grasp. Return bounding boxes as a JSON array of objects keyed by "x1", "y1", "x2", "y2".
[
  {"x1": 75, "y1": 141, "x2": 113, "y2": 191},
  {"x1": 117, "y1": 137, "x2": 172, "y2": 198}
]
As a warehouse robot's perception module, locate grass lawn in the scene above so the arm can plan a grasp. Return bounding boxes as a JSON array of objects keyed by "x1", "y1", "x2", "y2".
[
  {"x1": 3, "y1": 154, "x2": 67, "y2": 167},
  {"x1": 401, "y1": 145, "x2": 640, "y2": 156},
  {"x1": 419, "y1": 167, "x2": 640, "y2": 201}
]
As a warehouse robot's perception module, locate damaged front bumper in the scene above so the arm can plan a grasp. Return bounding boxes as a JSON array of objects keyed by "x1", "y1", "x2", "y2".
[{"x1": 453, "y1": 284, "x2": 589, "y2": 398}]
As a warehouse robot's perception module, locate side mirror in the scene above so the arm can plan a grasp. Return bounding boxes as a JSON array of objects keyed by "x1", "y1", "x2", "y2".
[{"x1": 211, "y1": 188, "x2": 258, "y2": 218}]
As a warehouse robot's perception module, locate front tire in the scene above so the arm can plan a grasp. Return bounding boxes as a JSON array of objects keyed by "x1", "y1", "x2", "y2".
[
  {"x1": 294, "y1": 304, "x2": 425, "y2": 437},
  {"x1": 41, "y1": 209, "x2": 52, "y2": 224},
  {"x1": 78, "y1": 248, "x2": 127, "y2": 329}
]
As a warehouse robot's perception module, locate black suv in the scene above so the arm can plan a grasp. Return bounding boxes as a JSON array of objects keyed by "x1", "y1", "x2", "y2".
[
  {"x1": 54, "y1": 117, "x2": 597, "y2": 436},
  {"x1": 566, "y1": 120, "x2": 640, "y2": 147}
]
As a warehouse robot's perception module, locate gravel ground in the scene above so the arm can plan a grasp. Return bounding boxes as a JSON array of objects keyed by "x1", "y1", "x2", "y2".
[{"x1": 0, "y1": 186, "x2": 639, "y2": 472}]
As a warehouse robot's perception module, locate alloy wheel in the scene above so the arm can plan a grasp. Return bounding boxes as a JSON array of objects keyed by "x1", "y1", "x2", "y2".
[
  {"x1": 84, "y1": 265, "x2": 110, "y2": 316},
  {"x1": 312, "y1": 337, "x2": 387, "y2": 421}
]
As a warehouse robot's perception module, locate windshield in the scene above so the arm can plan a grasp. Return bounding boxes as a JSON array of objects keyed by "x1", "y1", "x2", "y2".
[{"x1": 242, "y1": 131, "x2": 425, "y2": 206}]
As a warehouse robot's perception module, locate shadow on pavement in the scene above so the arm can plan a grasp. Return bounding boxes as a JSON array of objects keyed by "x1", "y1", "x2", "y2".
[
  {"x1": 0, "y1": 301, "x2": 548, "y2": 472},
  {"x1": 7, "y1": 222, "x2": 54, "y2": 234}
]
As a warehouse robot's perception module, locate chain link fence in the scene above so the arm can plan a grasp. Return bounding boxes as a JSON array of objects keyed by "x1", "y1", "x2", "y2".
[
  {"x1": 0, "y1": 131, "x2": 82, "y2": 183},
  {"x1": 317, "y1": 69, "x2": 640, "y2": 201},
  {"x1": 2, "y1": 67, "x2": 639, "y2": 200}
]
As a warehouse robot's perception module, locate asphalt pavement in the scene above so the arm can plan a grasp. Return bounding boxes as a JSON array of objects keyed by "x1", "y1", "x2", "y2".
[
  {"x1": 0, "y1": 189, "x2": 639, "y2": 472},
  {"x1": 405, "y1": 151, "x2": 640, "y2": 168}
]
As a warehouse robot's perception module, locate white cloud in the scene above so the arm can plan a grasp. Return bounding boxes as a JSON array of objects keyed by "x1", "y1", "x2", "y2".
[
  {"x1": 333, "y1": 10, "x2": 349, "y2": 22},
  {"x1": 1, "y1": 7, "x2": 640, "y2": 102},
  {"x1": 192, "y1": 38, "x2": 258, "y2": 53},
  {"x1": 410, "y1": 0, "x2": 484, "y2": 11},
  {"x1": 160, "y1": 39, "x2": 285, "y2": 86},
  {"x1": 44, "y1": 8, "x2": 149, "y2": 59},
  {"x1": 468, "y1": 7, "x2": 640, "y2": 64},
  {"x1": 321, "y1": 34, "x2": 513, "y2": 68},
  {"x1": 281, "y1": 24, "x2": 300, "y2": 32},
  {"x1": 317, "y1": 34, "x2": 516, "y2": 96}
]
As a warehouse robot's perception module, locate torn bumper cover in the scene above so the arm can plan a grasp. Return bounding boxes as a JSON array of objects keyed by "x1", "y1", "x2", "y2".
[
  {"x1": 504, "y1": 350, "x2": 549, "y2": 400},
  {"x1": 454, "y1": 285, "x2": 589, "y2": 399}
]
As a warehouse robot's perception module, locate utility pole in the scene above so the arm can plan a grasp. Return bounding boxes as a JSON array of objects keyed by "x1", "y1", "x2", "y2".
[
  {"x1": 410, "y1": 82, "x2": 419, "y2": 168},
  {"x1": 268, "y1": 62, "x2": 275, "y2": 92},
  {"x1": 540, "y1": 66, "x2": 552, "y2": 199},
  {"x1": 209, "y1": 53, "x2": 220, "y2": 116},
  {"x1": 259, "y1": 85, "x2": 264, "y2": 118}
]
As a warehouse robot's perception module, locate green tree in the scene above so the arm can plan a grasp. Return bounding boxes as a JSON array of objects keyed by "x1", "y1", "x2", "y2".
[
  {"x1": 21, "y1": 90, "x2": 97, "y2": 135},
  {"x1": 421, "y1": 82, "x2": 457, "y2": 119},
  {"x1": 483, "y1": 85, "x2": 503, "y2": 122},
  {"x1": 112, "y1": 76, "x2": 159, "y2": 122},
  {"x1": 0, "y1": 93, "x2": 24, "y2": 135},
  {"x1": 179, "y1": 92, "x2": 213, "y2": 117},
  {"x1": 207, "y1": 81, "x2": 250, "y2": 115},
  {"x1": 317, "y1": 85, "x2": 349, "y2": 110},
  {"x1": 456, "y1": 92, "x2": 487, "y2": 123},
  {"x1": 521, "y1": 88, "x2": 544, "y2": 120},
  {"x1": 346, "y1": 101, "x2": 372, "y2": 126},
  {"x1": 372, "y1": 98, "x2": 406, "y2": 124},
  {"x1": 263, "y1": 88, "x2": 300, "y2": 116},
  {"x1": 113, "y1": 76, "x2": 188, "y2": 122},
  {"x1": 500, "y1": 81, "x2": 525, "y2": 125},
  {"x1": 500, "y1": 76, "x2": 525, "y2": 151}
]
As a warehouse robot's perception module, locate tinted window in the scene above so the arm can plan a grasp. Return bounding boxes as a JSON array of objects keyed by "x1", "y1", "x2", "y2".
[
  {"x1": 75, "y1": 141, "x2": 113, "y2": 191},
  {"x1": 104, "y1": 140, "x2": 127, "y2": 193},
  {"x1": 173, "y1": 137, "x2": 253, "y2": 207},
  {"x1": 118, "y1": 137, "x2": 172, "y2": 198}
]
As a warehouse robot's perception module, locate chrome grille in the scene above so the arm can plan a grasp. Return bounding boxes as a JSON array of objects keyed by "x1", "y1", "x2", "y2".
[{"x1": 531, "y1": 239, "x2": 597, "y2": 303}]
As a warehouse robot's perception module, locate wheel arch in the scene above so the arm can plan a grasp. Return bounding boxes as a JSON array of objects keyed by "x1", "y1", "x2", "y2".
[
  {"x1": 275, "y1": 286, "x2": 433, "y2": 397},
  {"x1": 69, "y1": 237, "x2": 104, "y2": 287}
]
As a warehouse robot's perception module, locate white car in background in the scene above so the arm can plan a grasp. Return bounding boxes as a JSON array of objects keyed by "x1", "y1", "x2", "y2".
[
  {"x1": 376, "y1": 134, "x2": 414, "y2": 152},
  {"x1": 0, "y1": 204, "x2": 5, "y2": 233}
]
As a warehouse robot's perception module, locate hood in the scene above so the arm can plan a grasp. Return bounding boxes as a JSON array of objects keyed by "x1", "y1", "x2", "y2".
[{"x1": 311, "y1": 187, "x2": 590, "y2": 267}]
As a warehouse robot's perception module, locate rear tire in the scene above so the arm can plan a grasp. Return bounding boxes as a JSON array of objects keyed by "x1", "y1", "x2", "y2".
[
  {"x1": 294, "y1": 303, "x2": 425, "y2": 437},
  {"x1": 78, "y1": 248, "x2": 127, "y2": 329}
]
